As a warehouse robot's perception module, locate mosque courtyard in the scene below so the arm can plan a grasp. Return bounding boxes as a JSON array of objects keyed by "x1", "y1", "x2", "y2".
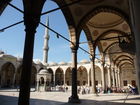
[{"x1": 0, "y1": 89, "x2": 140, "y2": 105}]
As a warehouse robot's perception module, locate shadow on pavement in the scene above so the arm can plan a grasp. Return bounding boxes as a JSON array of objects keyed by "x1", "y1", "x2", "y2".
[{"x1": 0, "y1": 94, "x2": 140, "y2": 105}]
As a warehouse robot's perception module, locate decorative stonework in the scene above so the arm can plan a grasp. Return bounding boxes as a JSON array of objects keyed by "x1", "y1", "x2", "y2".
[
  {"x1": 103, "y1": 42, "x2": 107, "y2": 46},
  {"x1": 93, "y1": 30, "x2": 99, "y2": 36},
  {"x1": 79, "y1": 6, "x2": 128, "y2": 31},
  {"x1": 122, "y1": 23, "x2": 129, "y2": 31}
]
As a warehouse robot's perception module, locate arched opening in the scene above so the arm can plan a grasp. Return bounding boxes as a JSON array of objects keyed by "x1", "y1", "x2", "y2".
[
  {"x1": 15, "y1": 65, "x2": 37, "y2": 87},
  {"x1": 89, "y1": 66, "x2": 102, "y2": 87},
  {"x1": 47, "y1": 68, "x2": 54, "y2": 86},
  {"x1": 65, "y1": 67, "x2": 72, "y2": 86},
  {"x1": 31, "y1": 66, "x2": 37, "y2": 87},
  {"x1": 77, "y1": 66, "x2": 88, "y2": 86},
  {"x1": 120, "y1": 62, "x2": 136, "y2": 88},
  {"x1": 1, "y1": 62, "x2": 15, "y2": 87},
  {"x1": 55, "y1": 68, "x2": 64, "y2": 85},
  {"x1": 39, "y1": 77, "x2": 45, "y2": 86}
]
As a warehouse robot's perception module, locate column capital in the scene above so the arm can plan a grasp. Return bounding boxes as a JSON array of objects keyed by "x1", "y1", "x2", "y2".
[
  {"x1": 101, "y1": 52, "x2": 106, "y2": 57},
  {"x1": 70, "y1": 45, "x2": 79, "y2": 53},
  {"x1": 24, "y1": 14, "x2": 39, "y2": 33},
  {"x1": 101, "y1": 61, "x2": 105, "y2": 66},
  {"x1": 23, "y1": 0, "x2": 46, "y2": 32},
  {"x1": 89, "y1": 54, "x2": 95, "y2": 61}
]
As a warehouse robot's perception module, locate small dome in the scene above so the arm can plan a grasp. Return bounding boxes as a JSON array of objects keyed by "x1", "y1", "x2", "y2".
[
  {"x1": 49, "y1": 62, "x2": 57, "y2": 66},
  {"x1": 34, "y1": 59, "x2": 42, "y2": 65},
  {"x1": 80, "y1": 59, "x2": 89, "y2": 63},
  {"x1": 59, "y1": 61, "x2": 67, "y2": 65},
  {"x1": 39, "y1": 69, "x2": 48, "y2": 74},
  {"x1": 43, "y1": 63, "x2": 48, "y2": 66},
  {"x1": 36, "y1": 61, "x2": 42, "y2": 65}
]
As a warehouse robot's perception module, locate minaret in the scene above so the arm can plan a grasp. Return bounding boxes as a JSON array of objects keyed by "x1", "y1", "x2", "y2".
[{"x1": 43, "y1": 17, "x2": 49, "y2": 64}]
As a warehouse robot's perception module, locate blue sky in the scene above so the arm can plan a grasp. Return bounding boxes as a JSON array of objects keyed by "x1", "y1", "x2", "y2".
[{"x1": 0, "y1": 0, "x2": 93, "y2": 63}]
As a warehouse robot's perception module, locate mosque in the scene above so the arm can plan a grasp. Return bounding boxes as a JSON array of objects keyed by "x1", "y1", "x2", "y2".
[
  {"x1": 0, "y1": 18, "x2": 136, "y2": 92},
  {"x1": 0, "y1": 0, "x2": 140, "y2": 104}
]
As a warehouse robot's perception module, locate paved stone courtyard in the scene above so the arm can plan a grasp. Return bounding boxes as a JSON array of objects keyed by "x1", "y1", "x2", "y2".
[{"x1": 0, "y1": 89, "x2": 140, "y2": 105}]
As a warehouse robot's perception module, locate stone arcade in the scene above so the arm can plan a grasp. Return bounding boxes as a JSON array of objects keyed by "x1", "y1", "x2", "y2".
[{"x1": 0, "y1": 0, "x2": 140, "y2": 105}]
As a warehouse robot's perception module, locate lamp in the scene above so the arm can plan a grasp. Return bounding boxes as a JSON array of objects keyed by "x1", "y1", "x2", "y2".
[{"x1": 118, "y1": 33, "x2": 135, "y2": 55}]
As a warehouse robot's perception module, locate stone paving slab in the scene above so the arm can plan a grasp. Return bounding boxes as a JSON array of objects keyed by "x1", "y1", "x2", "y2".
[{"x1": 0, "y1": 90, "x2": 140, "y2": 105}]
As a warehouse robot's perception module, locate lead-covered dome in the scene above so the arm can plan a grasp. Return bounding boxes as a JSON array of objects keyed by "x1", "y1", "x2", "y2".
[{"x1": 39, "y1": 69, "x2": 48, "y2": 74}]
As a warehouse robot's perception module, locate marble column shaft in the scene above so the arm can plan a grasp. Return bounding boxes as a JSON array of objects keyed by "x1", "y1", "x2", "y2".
[
  {"x1": 107, "y1": 67, "x2": 111, "y2": 88},
  {"x1": 88, "y1": 72, "x2": 90, "y2": 86},
  {"x1": 115, "y1": 70, "x2": 118, "y2": 87},
  {"x1": 90, "y1": 56, "x2": 96, "y2": 93},
  {"x1": 101, "y1": 63, "x2": 106, "y2": 92},
  {"x1": 18, "y1": 1, "x2": 46, "y2": 105},
  {"x1": 112, "y1": 69, "x2": 116, "y2": 87},
  {"x1": 68, "y1": 46, "x2": 80, "y2": 103}
]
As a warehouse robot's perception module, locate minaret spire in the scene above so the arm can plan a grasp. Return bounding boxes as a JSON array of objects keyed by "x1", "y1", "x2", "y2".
[{"x1": 43, "y1": 17, "x2": 49, "y2": 64}]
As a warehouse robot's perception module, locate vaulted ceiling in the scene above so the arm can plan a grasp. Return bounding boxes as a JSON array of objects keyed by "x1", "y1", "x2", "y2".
[
  {"x1": 54, "y1": 0, "x2": 135, "y2": 71},
  {"x1": 0, "y1": 0, "x2": 135, "y2": 71}
]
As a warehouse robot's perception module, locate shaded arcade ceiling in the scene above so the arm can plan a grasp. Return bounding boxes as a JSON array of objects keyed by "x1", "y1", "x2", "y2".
[{"x1": 54, "y1": 0, "x2": 135, "y2": 71}]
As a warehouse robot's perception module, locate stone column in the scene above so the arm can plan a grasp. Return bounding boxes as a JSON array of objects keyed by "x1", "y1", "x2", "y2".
[
  {"x1": 68, "y1": 45, "x2": 80, "y2": 103},
  {"x1": 129, "y1": 0, "x2": 140, "y2": 93},
  {"x1": 112, "y1": 68, "x2": 116, "y2": 87},
  {"x1": 115, "y1": 69, "x2": 118, "y2": 88},
  {"x1": 1, "y1": 72, "x2": 4, "y2": 87},
  {"x1": 12, "y1": 73, "x2": 16, "y2": 88},
  {"x1": 87, "y1": 71, "x2": 90, "y2": 86},
  {"x1": 101, "y1": 53, "x2": 106, "y2": 93},
  {"x1": 44, "y1": 79, "x2": 47, "y2": 91},
  {"x1": 117, "y1": 70, "x2": 121, "y2": 87},
  {"x1": 101, "y1": 63, "x2": 106, "y2": 93},
  {"x1": 107, "y1": 66, "x2": 111, "y2": 88},
  {"x1": 64, "y1": 73, "x2": 65, "y2": 85},
  {"x1": 18, "y1": 1, "x2": 46, "y2": 105},
  {"x1": 90, "y1": 55, "x2": 96, "y2": 93},
  {"x1": 53, "y1": 73, "x2": 55, "y2": 86},
  {"x1": 36, "y1": 80, "x2": 39, "y2": 92}
]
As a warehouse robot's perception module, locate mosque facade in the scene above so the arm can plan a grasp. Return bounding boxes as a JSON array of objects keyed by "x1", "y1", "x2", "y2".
[
  {"x1": 0, "y1": 11, "x2": 137, "y2": 92},
  {"x1": 0, "y1": 51, "x2": 136, "y2": 93},
  {"x1": 1, "y1": 0, "x2": 140, "y2": 104}
]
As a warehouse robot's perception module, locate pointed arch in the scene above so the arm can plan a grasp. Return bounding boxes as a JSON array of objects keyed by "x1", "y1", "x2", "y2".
[
  {"x1": 77, "y1": 66, "x2": 88, "y2": 86},
  {"x1": 95, "y1": 29, "x2": 129, "y2": 46},
  {"x1": 116, "y1": 59, "x2": 133, "y2": 67},
  {"x1": 103, "y1": 42, "x2": 119, "y2": 53},
  {"x1": 31, "y1": 66, "x2": 37, "y2": 86},
  {"x1": 55, "y1": 67, "x2": 64, "y2": 85},
  {"x1": 47, "y1": 68, "x2": 54, "y2": 85},
  {"x1": 1, "y1": 62, "x2": 15, "y2": 87},
  {"x1": 119, "y1": 62, "x2": 133, "y2": 70},
  {"x1": 65, "y1": 67, "x2": 72, "y2": 86},
  {"x1": 89, "y1": 65, "x2": 102, "y2": 86},
  {"x1": 78, "y1": 6, "x2": 129, "y2": 31},
  {"x1": 15, "y1": 65, "x2": 37, "y2": 86},
  {"x1": 114, "y1": 55, "x2": 133, "y2": 65}
]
